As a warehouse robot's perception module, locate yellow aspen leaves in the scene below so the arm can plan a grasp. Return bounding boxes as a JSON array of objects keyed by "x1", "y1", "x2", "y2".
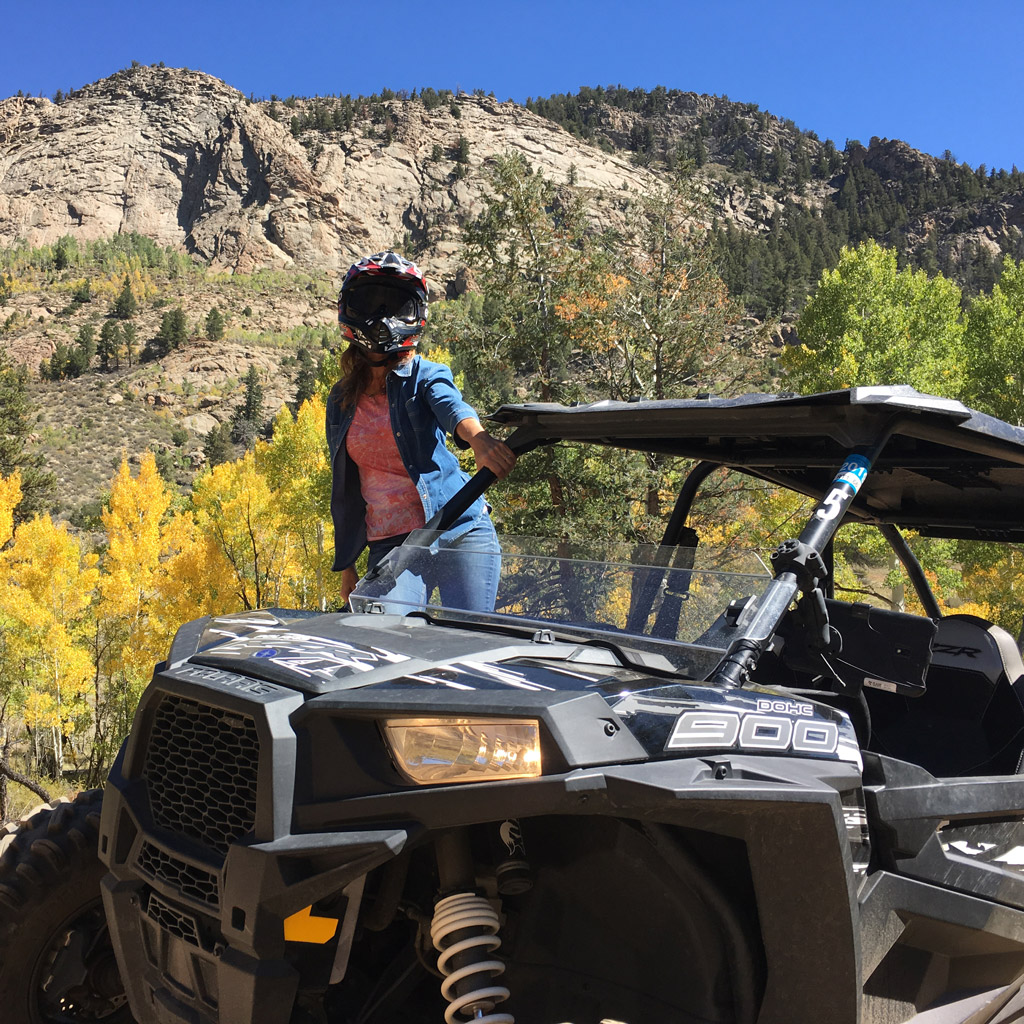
[
  {"x1": 98, "y1": 453, "x2": 175, "y2": 682},
  {"x1": 0, "y1": 514, "x2": 98, "y2": 775},
  {"x1": 0, "y1": 470, "x2": 22, "y2": 547},
  {"x1": 192, "y1": 449, "x2": 300, "y2": 611},
  {"x1": 259, "y1": 398, "x2": 333, "y2": 611}
]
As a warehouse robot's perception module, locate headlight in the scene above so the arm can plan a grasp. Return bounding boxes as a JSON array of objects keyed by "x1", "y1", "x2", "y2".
[{"x1": 383, "y1": 717, "x2": 542, "y2": 785}]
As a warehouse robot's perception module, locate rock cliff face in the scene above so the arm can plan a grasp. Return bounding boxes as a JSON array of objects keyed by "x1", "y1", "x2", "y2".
[
  {"x1": 0, "y1": 66, "x2": 655, "y2": 290},
  {"x1": 4, "y1": 65, "x2": 1020, "y2": 299},
  {"x1": 0, "y1": 69, "x2": 323, "y2": 272}
]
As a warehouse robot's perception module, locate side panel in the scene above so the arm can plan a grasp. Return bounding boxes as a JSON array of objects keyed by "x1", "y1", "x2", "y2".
[{"x1": 862, "y1": 755, "x2": 1024, "y2": 1021}]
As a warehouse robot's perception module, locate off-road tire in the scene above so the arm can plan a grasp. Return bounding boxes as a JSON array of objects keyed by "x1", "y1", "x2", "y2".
[{"x1": 0, "y1": 789, "x2": 134, "y2": 1022}]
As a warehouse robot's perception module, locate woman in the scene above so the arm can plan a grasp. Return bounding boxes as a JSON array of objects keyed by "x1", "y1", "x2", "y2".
[{"x1": 326, "y1": 251, "x2": 516, "y2": 611}]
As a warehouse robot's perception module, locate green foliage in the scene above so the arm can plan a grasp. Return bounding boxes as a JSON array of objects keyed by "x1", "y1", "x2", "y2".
[
  {"x1": 780, "y1": 243, "x2": 1024, "y2": 616},
  {"x1": 232, "y1": 365, "x2": 265, "y2": 449},
  {"x1": 226, "y1": 266, "x2": 333, "y2": 300},
  {"x1": 62, "y1": 323, "x2": 97, "y2": 378},
  {"x1": 205, "y1": 305, "x2": 225, "y2": 342},
  {"x1": 521, "y1": 86, "x2": 1022, "y2": 310},
  {"x1": 122, "y1": 322, "x2": 139, "y2": 367},
  {"x1": 41, "y1": 343, "x2": 66, "y2": 380},
  {"x1": 203, "y1": 422, "x2": 235, "y2": 467},
  {"x1": 611, "y1": 178, "x2": 755, "y2": 401},
  {"x1": 447, "y1": 150, "x2": 589, "y2": 410},
  {"x1": 0, "y1": 347, "x2": 55, "y2": 522},
  {"x1": 430, "y1": 153, "x2": 763, "y2": 541},
  {"x1": 153, "y1": 447, "x2": 177, "y2": 483},
  {"x1": 293, "y1": 348, "x2": 318, "y2": 410},
  {"x1": 53, "y1": 235, "x2": 78, "y2": 270},
  {"x1": 963, "y1": 257, "x2": 1024, "y2": 424},
  {"x1": 153, "y1": 306, "x2": 188, "y2": 357},
  {"x1": 72, "y1": 278, "x2": 92, "y2": 304},
  {"x1": 97, "y1": 319, "x2": 122, "y2": 370},
  {"x1": 782, "y1": 241, "x2": 966, "y2": 396},
  {"x1": 112, "y1": 274, "x2": 137, "y2": 319}
]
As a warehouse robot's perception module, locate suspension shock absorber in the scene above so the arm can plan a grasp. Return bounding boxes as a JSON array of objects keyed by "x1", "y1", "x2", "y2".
[{"x1": 432, "y1": 830, "x2": 514, "y2": 1024}]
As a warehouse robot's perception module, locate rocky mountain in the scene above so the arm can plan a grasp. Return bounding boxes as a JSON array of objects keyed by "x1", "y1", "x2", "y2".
[
  {"x1": 524, "y1": 86, "x2": 1024, "y2": 310},
  {"x1": 4, "y1": 65, "x2": 1022, "y2": 304},
  {"x1": 0, "y1": 65, "x2": 655, "y2": 290},
  {"x1": 2, "y1": 65, "x2": 1022, "y2": 518}
]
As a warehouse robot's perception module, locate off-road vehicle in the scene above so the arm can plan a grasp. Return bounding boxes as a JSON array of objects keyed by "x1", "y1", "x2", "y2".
[{"x1": 5, "y1": 385, "x2": 1024, "y2": 1024}]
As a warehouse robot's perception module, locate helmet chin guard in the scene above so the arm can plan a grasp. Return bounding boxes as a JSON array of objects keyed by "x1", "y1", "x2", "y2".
[{"x1": 338, "y1": 251, "x2": 428, "y2": 355}]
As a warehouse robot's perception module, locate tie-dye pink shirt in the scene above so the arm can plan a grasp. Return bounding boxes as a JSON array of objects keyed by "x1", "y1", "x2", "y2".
[{"x1": 346, "y1": 393, "x2": 426, "y2": 540}]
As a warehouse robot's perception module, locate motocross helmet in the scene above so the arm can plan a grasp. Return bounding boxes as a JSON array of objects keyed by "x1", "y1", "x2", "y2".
[{"x1": 338, "y1": 251, "x2": 428, "y2": 355}]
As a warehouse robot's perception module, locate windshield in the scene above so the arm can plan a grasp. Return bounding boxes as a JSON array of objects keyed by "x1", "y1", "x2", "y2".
[{"x1": 349, "y1": 531, "x2": 772, "y2": 676}]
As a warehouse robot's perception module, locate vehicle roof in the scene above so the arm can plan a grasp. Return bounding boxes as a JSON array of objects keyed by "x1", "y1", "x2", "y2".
[{"x1": 489, "y1": 386, "x2": 1024, "y2": 541}]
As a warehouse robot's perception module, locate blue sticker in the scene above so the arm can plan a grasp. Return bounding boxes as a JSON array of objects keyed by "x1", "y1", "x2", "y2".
[
  {"x1": 254, "y1": 648, "x2": 278, "y2": 658},
  {"x1": 833, "y1": 455, "x2": 870, "y2": 494}
]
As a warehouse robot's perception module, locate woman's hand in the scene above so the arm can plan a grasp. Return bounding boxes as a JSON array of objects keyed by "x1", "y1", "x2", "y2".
[
  {"x1": 340, "y1": 566, "x2": 360, "y2": 605},
  {"x1": 458, "y1": 419, "x2": 518, "y2": 480}
]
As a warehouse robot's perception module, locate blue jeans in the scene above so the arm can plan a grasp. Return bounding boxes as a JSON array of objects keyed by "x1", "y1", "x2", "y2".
[{"x1": 365, "y1": 517, "x2": 502, "y2": 614}]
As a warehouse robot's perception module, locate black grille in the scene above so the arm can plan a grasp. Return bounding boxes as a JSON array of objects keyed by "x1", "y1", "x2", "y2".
[
  {"x1": 137, "y1": 841, "x2": 220, "y2": 907},
  {"x1": 143, "y1": 693, "x2": 260, "y2": 855},
  {"x1": 147, "y1": 892, "x2": 203, "y2": 949}
]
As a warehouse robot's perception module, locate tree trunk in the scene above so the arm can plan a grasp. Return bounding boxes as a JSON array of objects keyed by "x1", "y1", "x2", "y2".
[
  {"x1": 0, "y1": 732, "x2": 8, "y2": 820},
  {"x1": 889, "y1": 550, "x2": 906, "y2": 613},
  {"x1": 548, "y1": 473, "x2": 564, "y2": 517},
  {"x1": 0, "y1": 754, "x2": 51, "y2": 805}
]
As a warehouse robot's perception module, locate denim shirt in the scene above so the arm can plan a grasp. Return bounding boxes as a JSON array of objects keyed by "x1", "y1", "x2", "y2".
[{"x1": 325, "y1": 356, "x2": 488, "y2": 571}]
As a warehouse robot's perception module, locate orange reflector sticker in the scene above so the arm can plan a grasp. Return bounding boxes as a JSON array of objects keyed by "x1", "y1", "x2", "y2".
[{"x1": 283, "y1": 905, "x2": 338, "y2": 944}]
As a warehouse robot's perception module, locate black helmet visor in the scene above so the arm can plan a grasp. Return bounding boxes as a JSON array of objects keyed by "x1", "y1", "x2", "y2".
[{"x1": 342, "y1": 279, "x2": 423, "y2": 324}]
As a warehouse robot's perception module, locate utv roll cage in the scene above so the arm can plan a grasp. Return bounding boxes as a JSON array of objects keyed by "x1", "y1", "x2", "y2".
[{"x1": 408, "y1": 385, "x2": 1024, "y2": 776}]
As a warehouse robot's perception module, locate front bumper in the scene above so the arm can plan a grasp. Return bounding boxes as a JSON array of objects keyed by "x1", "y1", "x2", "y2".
[{"x1": 99, "y1": 661, "x2": 864, "y2": 1024}]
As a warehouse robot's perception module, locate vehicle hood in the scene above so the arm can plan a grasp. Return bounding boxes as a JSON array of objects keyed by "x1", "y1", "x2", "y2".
[
  {"x1": 173, "y1": 609, "x2": 657, "y2": 696},
  {"x1": 166, "y1": 609, "x2": 861, "y2": 767}
]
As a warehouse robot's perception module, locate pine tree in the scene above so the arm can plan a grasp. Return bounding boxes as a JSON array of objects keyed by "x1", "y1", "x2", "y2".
[
  {"x1": 122, "y1": 322, "x2": 139, "y2": 367},
  {"x1": 0, "y1": 347, "x2": 55, "y2": 523},
  {"x1": 203, "y1": 422, "x2": 235, "y2": 468},
  {"x1": 293, "y1": 348, "x2": 318, "y2": 409},
  {"x1": 155, "y1": 307, "x2": 188, "y2": 356},
  {"x1": 53, "y1": 236, "x2": 77, "y2": 271},
  {"x1": 98, "y1": 320, "x2": 122, "y2": 371},
  {"x1": 112, "y1": 275, "x2": 138, "y2": 319},
  {"x1": 170, "y1": 307, "x2": 188, "y2": 348},
  {"x1": 233, "y1": 365, "x2": 265, "y2": 449},
  {"x1": 67, "y1": 324, "x2": 95, "y2": 377},
  {"x1": 205, "y1": 306, "x2": 225, "y2": 342}
]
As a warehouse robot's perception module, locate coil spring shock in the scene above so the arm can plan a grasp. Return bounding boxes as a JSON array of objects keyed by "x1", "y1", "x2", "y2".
[{"x1": 430, "y1": 892, "x2": 513, "y2": 1024}]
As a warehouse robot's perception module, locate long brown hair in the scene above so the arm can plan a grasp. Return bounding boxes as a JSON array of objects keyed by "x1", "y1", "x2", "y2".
[{"x1": 336, "y1": 345, "x2": 414, "y2": 412}]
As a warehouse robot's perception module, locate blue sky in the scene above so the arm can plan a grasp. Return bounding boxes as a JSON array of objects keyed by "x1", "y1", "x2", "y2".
[{"x1": 5, "y1": 0, "x2": 1022, "y2": 171}]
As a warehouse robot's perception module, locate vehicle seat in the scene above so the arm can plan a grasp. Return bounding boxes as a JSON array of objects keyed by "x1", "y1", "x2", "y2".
[{"x1": 866, "y1": 614, "x2": 1024, "y2": 776}]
